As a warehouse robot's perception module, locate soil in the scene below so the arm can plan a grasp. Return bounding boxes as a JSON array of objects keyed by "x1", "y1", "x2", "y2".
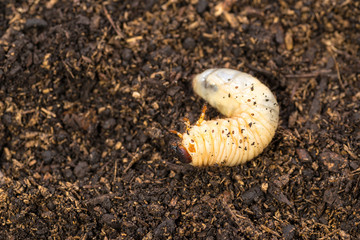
[{"x1": 0, "y1": 0, "x2": 359, "y2": 239}]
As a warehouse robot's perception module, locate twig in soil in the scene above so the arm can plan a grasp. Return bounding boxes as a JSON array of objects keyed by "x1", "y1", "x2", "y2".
[
  {"x1": 165, "y1": 162, "x2": 194, "y2": 174},
  {"x1": 260, "y1": 225, "x2": 281, "y2": 238},
  {"x1": 318, "y1": 229, "x2": 341, "y2": 240},
  {"x1": 124, "y1": 148, "x2": 151, "y2": 173},
  {"x1": 352, "y1": 167, "x2": 360, "y2": 175},
  {"x1": 290, "y1": 81, "x2": 300, "y2": 100},
  {"x1": 220, "y1": 198, "x2": 247, "y2": 222},
  {"x1": 62, "y1": 60, "x2": 74, "y2": 79},
  {"x1": 124, "y1": 152, "x2": 140, "y2": 173},
  {"x1": 344, "y1": 144, "x2": 358, "y2": 160},
  {"x1": 284, "y1": 69, "x2": 333, "y2": 78},
  {"x1": 102, "y1": 5, "x2": 124, "y2": 39},
  {"x1": 84, "y1": 193, "x2": 120, "y2": 205},
  {"x1": 113, "y1": 158, "x2": 118, "y2": 182},
  {"x1": 219, "y1": 196, "x2": 266, "y2": 237},
  {"x1": 308, "y1": 77, "x2": 327, "y2": 120},
  {"x1": 41, "y1": 107, "x2": 56, "y2": 118},
  {"x1": 329, "y1": 50, "x2": 345, "y2": 89},
  {"x1": 324, "y1": 40, "x2": 345, "y2": 89},
  {"x1": 218, "y1": 194, "x2": 256, "y2": 235},
  {"x1": 245, "y1": 63, "x2": 273, "y2": 78},
  {"x1": 214, "y1": 0, "x2": 237, "y2": 16}
]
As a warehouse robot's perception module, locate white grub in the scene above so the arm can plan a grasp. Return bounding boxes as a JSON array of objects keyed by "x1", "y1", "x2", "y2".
[{"x1": 177, "y1": 68, "x2": 279, "y2": 167}]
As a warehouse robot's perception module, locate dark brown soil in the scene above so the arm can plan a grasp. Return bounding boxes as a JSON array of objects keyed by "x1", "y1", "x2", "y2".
[{"x1": 1, "y1": 0, "x2": 359, "y2": 239}]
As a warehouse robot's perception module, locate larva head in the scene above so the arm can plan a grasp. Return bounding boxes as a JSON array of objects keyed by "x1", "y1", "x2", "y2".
[
  {"x1": 170, "y1": 142, "x2": 192, "y2": 164},
  {"x1": 193, "y1": 68, "x2": 247, "y2": 117}
]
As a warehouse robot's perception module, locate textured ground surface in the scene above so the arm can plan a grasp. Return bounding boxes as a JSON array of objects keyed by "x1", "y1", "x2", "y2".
[{"x1": 0, "y1": 0, "x2": 359, "y2": 239}]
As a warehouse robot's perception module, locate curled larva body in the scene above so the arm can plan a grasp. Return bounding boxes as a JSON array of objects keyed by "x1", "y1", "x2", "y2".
[{"x1": 175, "y1": 68, "x2": 279, "y2": 167}]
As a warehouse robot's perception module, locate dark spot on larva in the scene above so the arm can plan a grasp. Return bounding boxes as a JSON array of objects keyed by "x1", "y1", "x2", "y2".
[
  {"x1": 223, "y1": 96, "x2": 225, "y2": 99},
  {"x1": 191, "y1": 139, "x2": 194, "y2": 143},
  {"x1": 212, "y1": 129, "x2": 214, "y2": 133},
  {"x1": 274, "y1": 103, "x2": 277, "y2": 105},
  {"x1": 235, "y1": 86, "x2": 238, "y2": 89},
  {"x1": 247, "y1": 99, "x2": 251, "y2": 102},
  {"x1": 245, "y1": 147, "x2": 247, "y2": 150},
  {"x1": 266, "y1": 99, "x2": 269, "y2": 101},
  {"x1": 251, "y1": 142, "x2": 255, "y2": 145},
  {"x1": 244, "y1": 137, "x2": 247, "y2": 140},
  {"x1": 241, "y1": 129, "x2": 245, "y2": 133},
  {"x1": 228, "y1": 78, "x2": 231, "y2": 81},
  {"x1": 204, "y1": 130, "x2": 207, "y2": 132},
  {"x1": 238, "y1": 146, "x2": 241, "y2": 148},
  {"x1": 251, "y1": 86, "x2": 254, "y2": 91},
  {"x1": 216, "y1": 122, "x2": 218, "y2": 125},
  {"x1": 251, "y1": 113, "x2": 254, "y2": 116},
  {"x1": 270, "y1": 110, "x2": 272, "y2": 112},
  {"x1": 253, "y1": 101, "x2": 256, "y2": 105},
  {"x1": 222, "y1": 130, "x2": 224, "y2": 134},
  {"x1": 235, "y1": 96, "x2": 238, "y2": 98},
  {"x1": 245, "y1": 84, "x2": 247, "y2": 86},
  {"x1": 232, "y1": 130, "x2": 234, "y2": 134},
  {"x1": 239, "y1": 139, "x2": 243, "y2": 143},
  {"x1": 227, "y1": 120, "x2": 230, "y2": 122},
  {"x1": 228, "y1": 93, "x2": 231, "y2": 98},
  {"x1": 249, "y1": 122, "x2": 252, "y2": 127}
]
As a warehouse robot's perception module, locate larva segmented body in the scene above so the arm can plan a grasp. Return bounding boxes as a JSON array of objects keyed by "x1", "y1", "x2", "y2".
[{"x1": 173, "y1": 68, "x2": 279, "y2": 167}]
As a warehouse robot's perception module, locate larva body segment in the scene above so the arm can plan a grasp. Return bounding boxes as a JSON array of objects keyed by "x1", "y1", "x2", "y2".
[{"x1": 178, "y1": 68, "x2": 279, "y2": 167}]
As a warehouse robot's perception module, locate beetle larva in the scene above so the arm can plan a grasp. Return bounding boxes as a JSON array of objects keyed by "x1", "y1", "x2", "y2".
[{"x1": 171, "y1": 68, "x2": 279, "y2": 167}]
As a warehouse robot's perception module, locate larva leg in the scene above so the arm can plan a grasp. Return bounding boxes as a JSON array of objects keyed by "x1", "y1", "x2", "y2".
[
  {"x1": 183, "y1": 117, "x2": 191, "y2": 131},
  {"x1": 196, "y1": 105, "x2": 207, "y2": 126},
  {"x1": 170, "y1": 130, "x2": 183, "y2": 139}
]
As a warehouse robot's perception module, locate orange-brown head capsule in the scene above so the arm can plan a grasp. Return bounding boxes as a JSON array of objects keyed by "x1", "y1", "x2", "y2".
[{"x1": 171, "y1": 143, "x2": 192, "y2": 164}]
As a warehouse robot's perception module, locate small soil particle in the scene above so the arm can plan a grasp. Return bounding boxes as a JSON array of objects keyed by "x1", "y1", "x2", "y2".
[
  {"x1": 183, "y1": 37, "x2": 196, "y2": 50},
  {"x1": 241, "y1": 186, "x2": 263, "y2": 205},
  {"x1": 74, "y1": 161, "x2": 89, "y2": 178},
  {"x1": 282, "y1": 224, "x2": 296, "y2": 240},
  {"x1": 41, "y1": 150, "x2": 56, "y2": 164},
  {"x1": 196, "y1": 0, "x2": 208, "y2": 13},
  {"x1": 101, "y1": 214, "x2": 121, "y2": 230},
  {"x1": 102, "y1": 118, "x2": 116, "y2": 130},
  {"x1": 24, "y1": 18, "x2": 48, "y2": 29}
]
